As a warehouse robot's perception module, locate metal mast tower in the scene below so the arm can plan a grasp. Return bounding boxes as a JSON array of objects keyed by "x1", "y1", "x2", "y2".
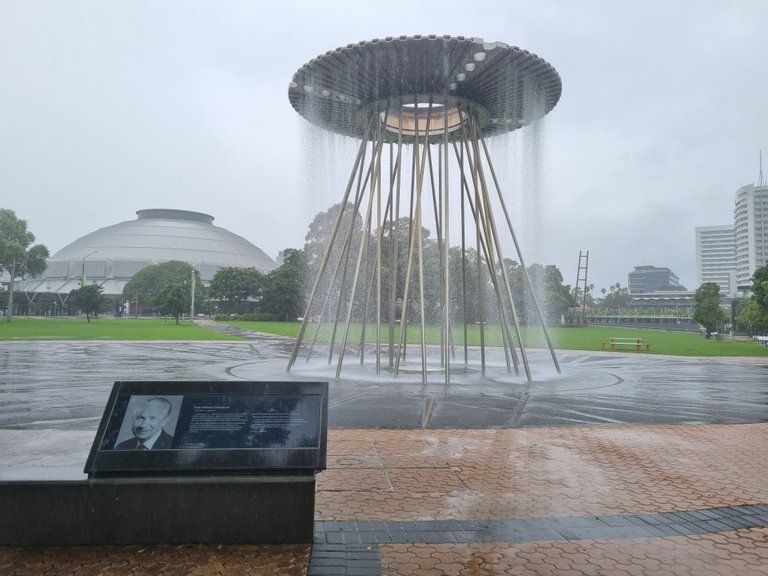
[
  {"x1": 287, "y1": 36, "x2": 562, "y2": 383},
  {"x1": 575, "y1": 250, "x2": 590, "y2": 325}
]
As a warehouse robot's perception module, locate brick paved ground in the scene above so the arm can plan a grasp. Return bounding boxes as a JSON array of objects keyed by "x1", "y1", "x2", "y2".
[
  {"x1": 317, "y1": 424, "x2": 768, "y2": 521},
  {"x1": 2, "y1": 423, "x2": 768, "y2": 574},
  {"x1": 378, "y1": 531, "x2": 768, "y2": 575},
  {"x1": 0, "y1": 544, "x2": 311, "y2": 576}
]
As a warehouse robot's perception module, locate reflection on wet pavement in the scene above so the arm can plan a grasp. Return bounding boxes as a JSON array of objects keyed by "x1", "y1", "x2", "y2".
[{"x1": 1, "y1": 340, "x2": 766, "y2": 430}]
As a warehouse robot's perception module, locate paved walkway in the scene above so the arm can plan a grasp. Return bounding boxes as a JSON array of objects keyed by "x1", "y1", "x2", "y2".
[{"x1": 3, "y1": 423, "x2": 768, "y2": 574}]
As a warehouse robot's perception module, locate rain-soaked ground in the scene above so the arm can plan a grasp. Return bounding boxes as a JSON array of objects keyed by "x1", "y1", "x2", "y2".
[{"x1": 1, "y1": 334, "x2": 766, "y2": 431}]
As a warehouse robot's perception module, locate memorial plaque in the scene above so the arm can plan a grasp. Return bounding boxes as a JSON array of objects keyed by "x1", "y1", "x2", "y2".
[{"x1": 84, "y1": 381, "x2": 328, "y2": 478}]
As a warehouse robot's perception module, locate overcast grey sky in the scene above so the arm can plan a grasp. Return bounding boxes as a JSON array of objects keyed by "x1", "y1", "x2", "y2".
[{"x1": 1, "y1": 0, "x2": 766, "y2": 292}]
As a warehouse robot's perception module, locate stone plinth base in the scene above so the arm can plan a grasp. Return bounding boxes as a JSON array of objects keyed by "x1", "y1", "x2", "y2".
[{"x1": 0, "y1": 475, "x2": 315, "y2": 546}]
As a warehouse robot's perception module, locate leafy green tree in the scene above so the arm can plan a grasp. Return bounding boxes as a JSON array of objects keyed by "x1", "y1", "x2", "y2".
[
  {"x1": 376, "y1": 216, "x2": 436, "y2": 322},
  {"x1": 448, "y1": 246, "x2": 482, "y2": 324},
  {"x1": 736, "y1": 265, "x2": 768, "y2": 335},
  {"x1": 154, "y1": 283, "x2": 189, "y2": 324},
  {"x1": 279, "y1": 248, "x2": 306, "y2": 280},
  {"x1": 693, "y1": 282, "x2": 727, "y2": 338},
  {"x1": 262, "y1": 258, "x2": 303, "y2": 321},
  {"x1": 208, "y1": 267, "x2": 264, "y2": 314},
  {"x1": 503, "y1": 263, "x2": 573, "y2": 326},
  {"x1": 304, "y1": 202, "x2": 364, "y2": 274},
  {"x1": 69, "y1": 284, "x2": 108, "y2": 322},
  {"x1": 0, "y1": 209, "x2": 49, "y2": 322},
  {"x1": 270, "y1": 249, "x2": 306, "y2": 320},
  {"x1": 542, "y1": 265, "x2": 574, "y2": 324},
  {"x1": 123, "y1": 261, "x2": 202, "y2": 315},
  {"x1": 29, "y1": 293, "x2": 59, "y2": 316},
  {"x1": 736, "y1": 299, "x2": 768, "y2": 335},
  {"x1": 750, "y1": 265, "x2": 768, "y2": 312},
  {"x1": 303, "y1": 202, "x2": 365, "y2": 320},
  {"x1": 602, "y1": 282, "x2": 630, "y2": 313}
]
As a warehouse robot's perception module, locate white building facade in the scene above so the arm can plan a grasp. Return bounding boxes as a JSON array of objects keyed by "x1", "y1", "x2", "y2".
[
  {"x1": 734, "y1": 184, "x2": 768, "y2": 291},
  {"x1": 695, "y1": 225, "x2": 736, "y2": 297}
]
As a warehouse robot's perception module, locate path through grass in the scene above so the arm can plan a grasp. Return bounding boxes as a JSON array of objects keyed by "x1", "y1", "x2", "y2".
[{"x1": 0, "y1": 317, "x2": 241, "y2": 341}]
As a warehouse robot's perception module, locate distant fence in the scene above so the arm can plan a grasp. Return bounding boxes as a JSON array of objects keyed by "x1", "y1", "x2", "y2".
[{"x1": 569, "y1": 315, "x2": 700, "y2": 332}]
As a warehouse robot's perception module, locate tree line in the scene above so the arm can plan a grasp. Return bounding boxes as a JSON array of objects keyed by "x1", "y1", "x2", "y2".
[
  {"x1": 10, "y1": 202, "x2": 767, "y2": 334},
  {"x1": 285, "y1": 202, "x2": 577, "y2": 326},
  {"x1": 691, "y1": 267, "x2": 768, "y2": 337},
  {"x1": 0, "y1": 204, "x2": 675, "y2": 326},
  {"x1": 113, "y1": 202, "x2": 579, "y2": 325},
  {"x1": 118, "y1": 251, "x2": 304, "y2": 323},
  {"x1": 0, "y1": 209, "x2": 49, "y2": 322}
]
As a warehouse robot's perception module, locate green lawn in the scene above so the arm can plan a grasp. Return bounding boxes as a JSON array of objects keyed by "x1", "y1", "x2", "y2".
[
  {"x1": 229, "y1": 320, "x2": 768, "y2": 357},
  {"x1": 0, "y1": 317, "x2": 241, "y2": 341},
  {"x1": 549, "y1": 325, "x2": 768, "y2": 357},
  {"x1": 2, "y1": 317, "x2": 767, "y2": 357}
]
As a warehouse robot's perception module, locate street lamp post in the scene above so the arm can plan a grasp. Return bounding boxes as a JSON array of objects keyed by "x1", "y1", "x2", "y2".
[
  {"x1": 190, "y1": 265, "x2": 196, "y2": 324},
  {"x1": 189, "y1": 263, "x2": 204, "y2": 324},
  {"x1": 81, "y1": 251, "x2": 97, "y2": 286}
]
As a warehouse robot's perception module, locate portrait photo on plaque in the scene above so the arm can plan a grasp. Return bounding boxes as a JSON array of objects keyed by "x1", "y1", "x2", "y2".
[{"x1": 104, "y1": 395, "x2": 183, "y2": 450}]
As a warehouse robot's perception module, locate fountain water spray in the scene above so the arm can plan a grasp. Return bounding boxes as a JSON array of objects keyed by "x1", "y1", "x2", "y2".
[{"x1": 287, "y1": 35, "x2": 562, "y2": 383}]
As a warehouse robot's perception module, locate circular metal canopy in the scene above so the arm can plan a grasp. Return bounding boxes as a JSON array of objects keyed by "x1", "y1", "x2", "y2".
[{"x1": 288, "y1": 35, "x2": 561, "y2": 142}]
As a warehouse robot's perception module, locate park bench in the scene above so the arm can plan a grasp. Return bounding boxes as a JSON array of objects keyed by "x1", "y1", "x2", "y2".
[
  {"x1": 601, "y1": 337, "x2": 651, "y2": 351},
  {"x1": 754, "y1": 336, "x2": 768, "y2": 348}
]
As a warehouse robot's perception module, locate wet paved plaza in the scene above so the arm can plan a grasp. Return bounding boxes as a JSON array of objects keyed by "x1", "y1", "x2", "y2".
[
  {"x1": 1, "y1": 333, "x2": 768, "y2": 574},
  {"x1": 1, "y1": 339, "x2": 767, "y2": 431}
]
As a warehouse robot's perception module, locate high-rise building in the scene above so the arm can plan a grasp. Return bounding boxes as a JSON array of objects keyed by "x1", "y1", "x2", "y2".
[
  {"x1": 693, "y1": 156, "x2": 767, "y2": 296},
  {"x1": 628, "y1": 265, "x2": 682, "y2": 294},
  {"x1": 695, "y1": 225, "x2": 736, "y2": 296},
  {"x1": 734, "y1": 183, "x2": 768, "y2": 291}
]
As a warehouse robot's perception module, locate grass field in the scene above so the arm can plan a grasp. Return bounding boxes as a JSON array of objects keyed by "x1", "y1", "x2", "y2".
[
  {"x1": 228, "y1": 321, "x2": 768, "y2": 358},
  {"x1": 0, "y1": 317, "x2": 241, "y2": 341},
  {"x1": 2, "y1": 317, "x2": 767, "y2": 357}
]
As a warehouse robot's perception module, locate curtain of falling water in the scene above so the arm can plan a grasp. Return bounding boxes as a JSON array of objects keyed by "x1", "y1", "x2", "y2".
[
  {"x1": 522, "y1": 116, "x2": 549, "y2": 324},
  {"x1": 471, "y1": 116, "x2": 551, "y2": 328},
  {"x1": 295, "y1": 93, "x2": 553, "y2": 361},
  {"x1": 522, "y1": 117, "x2": 546, "y2": 266},
  {"x1": 298, "y1": 119, "x2": 359, "y2": 302}
]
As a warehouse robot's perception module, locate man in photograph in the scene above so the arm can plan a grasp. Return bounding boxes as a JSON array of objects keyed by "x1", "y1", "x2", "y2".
[{"x1": 115, "y1": 397, "x2": 174, "y2": 450}]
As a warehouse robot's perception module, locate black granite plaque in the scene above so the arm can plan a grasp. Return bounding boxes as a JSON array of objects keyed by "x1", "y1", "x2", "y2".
[{"x1": 84, "y1": 381, "x2": 328, "y2": 478}]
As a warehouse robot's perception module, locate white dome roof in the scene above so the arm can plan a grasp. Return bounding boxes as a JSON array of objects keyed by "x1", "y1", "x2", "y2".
[{"x1": 26, "y1": 209, "x2": 276, "y2": 295}]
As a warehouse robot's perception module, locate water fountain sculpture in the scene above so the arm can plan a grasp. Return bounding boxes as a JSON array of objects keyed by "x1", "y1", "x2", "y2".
[{"x1": 287, "y1": 35, "x2": 562, "y2": 384}]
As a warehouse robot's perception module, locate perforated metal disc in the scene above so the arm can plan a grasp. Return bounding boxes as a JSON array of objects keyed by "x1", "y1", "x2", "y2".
[{"x1": 288, "y1": 35, "x2": 561, "y2": 142}]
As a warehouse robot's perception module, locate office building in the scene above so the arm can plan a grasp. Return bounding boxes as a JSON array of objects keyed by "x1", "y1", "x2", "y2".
[
  {"x1": 734, "y1": 183, "x2": 768, "y2": 291},
  {"x1": 695, "y1": 225, "x2": 736, "y2": 296},
  {"x1": 628, "y1": 265, "x2": 683, "y2": 294}
]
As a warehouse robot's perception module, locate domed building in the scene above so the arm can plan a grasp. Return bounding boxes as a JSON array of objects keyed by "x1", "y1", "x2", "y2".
[{"x1": 19, "y1": 209, "x2": 276, "y2": 305}]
